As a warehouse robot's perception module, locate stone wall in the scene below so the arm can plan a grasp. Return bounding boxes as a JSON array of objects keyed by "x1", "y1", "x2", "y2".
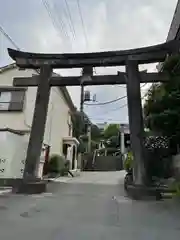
[
  {"x1": 172, "y1": 154, "x2": 180, "y2": 180},
  {"x1": 82, "y1": 153, "x2": 123, "y2": 171},
  {"x1": 93, "y1": 156, "x2": 123, "y2": 171}
]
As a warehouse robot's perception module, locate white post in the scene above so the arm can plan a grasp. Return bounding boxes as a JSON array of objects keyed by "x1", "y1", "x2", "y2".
[
  {"x1": 87, "y1": 125, "x2": 91, "y2": 153},
  {"x1": 121, "y1": 132, "x2": 125, "y2": 154}
]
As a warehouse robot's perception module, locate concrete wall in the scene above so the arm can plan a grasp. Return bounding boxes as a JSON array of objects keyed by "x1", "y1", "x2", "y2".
[
  {"x1": 82, "y1": 153, "x2": 123, "y2": 171},
  {"x1": 172, "y1": 154, "x2": 180, "y2": 180},
  {"x1": 94, "y1": 156, "x2": 123, "y2": 171},
  {"x1": 0, "y1": 67, "x2": 72, "y2": 156}
]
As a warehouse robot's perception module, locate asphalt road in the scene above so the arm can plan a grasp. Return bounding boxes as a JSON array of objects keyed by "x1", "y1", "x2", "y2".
[{"x1": 0, "y1": 171, "x2": 180, "y2": 239}]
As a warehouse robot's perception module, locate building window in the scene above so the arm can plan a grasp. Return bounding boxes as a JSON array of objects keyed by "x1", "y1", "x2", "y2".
[{"x1": 0, "y1": 88, "x2": 26, "y2": 112}]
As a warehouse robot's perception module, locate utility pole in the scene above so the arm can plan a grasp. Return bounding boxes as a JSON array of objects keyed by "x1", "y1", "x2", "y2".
[
  {"x1": 80, "y1": 84, "x2": 84, "y2": 132},
  {"x1": 80, "y1": 85, "x2": 84, "y2": 113},
  {"x1": 79, "y1": 67, "x2": 93, "y2": 169},
  {"x1": 79, "y1": 83, "x2": 84, "y2": 170},
  {"x1": 87, "y1": 125, "x2": 91, "y2": 153},
  {"x1": 80, "y1": 66, "x2": 93, "y2": 129}
]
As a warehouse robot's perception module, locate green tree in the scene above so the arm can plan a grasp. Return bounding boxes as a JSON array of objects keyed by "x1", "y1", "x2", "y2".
[
  {"x1": 143, "y1": 55, "x2": 180, "y2": 149},
  {"x1": 71, "y1": 111, "x2": 101, "y2": 153},
  {"x1": 91, "y1": 124, "x2": 102, "y2": 141},
  {"x1": 104, "y1": 135, "x2": 119, "y2": 148},
  {"x1": 103, "y1": 124, "x2": 120, "y2": 139},
  {"x1": 71, "y1": 111, "x2": 85, "y2": 139}
]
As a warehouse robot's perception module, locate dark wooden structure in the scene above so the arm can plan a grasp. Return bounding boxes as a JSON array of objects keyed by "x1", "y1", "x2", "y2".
[
  {"x1": 167, "y1": 0, "x2": 180, "y2": 41},
  {"x1": 7, "y1": 39, "x2": 180, "y2": 189}
]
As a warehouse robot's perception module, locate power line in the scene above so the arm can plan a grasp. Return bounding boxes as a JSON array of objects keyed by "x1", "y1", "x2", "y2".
[
  {"x1": 84, "y1": 95, "x2": 127, "y2": 106},
  {"x1": 76, "y1": 0, "x2": 88, "y2": 49},
  {"x1": 42, "y1": 0, "x2": 71, "y2": 47},
  {"x1": 64, "y1": 0, "x2": 76, "y2": 39},
  {"x1": 84, "y1": 83, "x2": 148, "y2": 106},
  {"x1": 85, "y1": 87, "x2": 147, "y2": 121},
  {"x1": 92, "y1": 103, "x2": 127, "y2": 116},
  {"x1": 0, "y1": 25, "x2": 20, "y2": 50}
]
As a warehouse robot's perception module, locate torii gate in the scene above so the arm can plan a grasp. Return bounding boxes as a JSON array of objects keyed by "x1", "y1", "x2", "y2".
[{"x1": 7, "y1": 39, "x2": 180, "y2": 188}]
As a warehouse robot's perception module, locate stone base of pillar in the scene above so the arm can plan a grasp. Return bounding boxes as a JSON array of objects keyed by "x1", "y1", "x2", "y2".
[
  {"x1": 126, "y1": 184, "x2": 162, "y2": 201},
  {"x1": 12, "y1": 180, "x2": 47, "y2": 194}
]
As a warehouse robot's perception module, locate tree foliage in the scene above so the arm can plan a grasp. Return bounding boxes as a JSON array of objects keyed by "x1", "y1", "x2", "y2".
[
  {"x1": 104, "y1": 136, "x2": 119, "y2": 148},
  {"x1": 103, "y1": 124, "x2": 120, "y2": 139},
  {"x1": 71, "y1": 110, "x2": 101, "y2": 153},
  {"x1": 143, "y1": 55, "x2": 180, "y2": 143},
  {"x1": 91, "y1": 124, "x2": 102, "y2": 141},
  {"x1": 71, "y1": 111, "x2": 85, "y2": 139}
]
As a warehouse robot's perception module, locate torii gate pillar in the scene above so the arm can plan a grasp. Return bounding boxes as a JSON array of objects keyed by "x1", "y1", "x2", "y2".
[
  {"x1": 126, "y1": 60, "x2": 145, "y2": 185},
  {"x1": 23, "y1": 65, "x2": 52, "y2": 180}
]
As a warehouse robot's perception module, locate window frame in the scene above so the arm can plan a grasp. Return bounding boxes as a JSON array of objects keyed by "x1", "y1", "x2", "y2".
[{"x1": 0, "y1": 87, "x2": 27, "y2": 112}]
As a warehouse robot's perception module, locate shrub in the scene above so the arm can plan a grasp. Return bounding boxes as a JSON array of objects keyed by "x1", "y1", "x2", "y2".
[
  {"x1": 124, "y1": 152, "x2": 133, "y2": 172},
  {"x1": 61, "y1": 160, "x2": 71, "y2": 176},
  {"x1": 144, "y1": 136, "x2": 172, "y2": 181},
  {"x1": 169, "y1": 180, "x2": 180, "y2": 197},
  {"x1": 47, "y1": 154, "x2": 65, "y2": 176}
]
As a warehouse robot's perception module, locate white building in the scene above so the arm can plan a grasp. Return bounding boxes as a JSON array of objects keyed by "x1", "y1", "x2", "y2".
[{"x1": 0, "y1": 63, "x2": 79, "y2": 171}]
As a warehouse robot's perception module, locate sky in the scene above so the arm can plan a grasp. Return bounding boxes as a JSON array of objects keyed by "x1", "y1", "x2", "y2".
[{"x1": 0, "y1": 0, "x2": 178, "y2": 124}]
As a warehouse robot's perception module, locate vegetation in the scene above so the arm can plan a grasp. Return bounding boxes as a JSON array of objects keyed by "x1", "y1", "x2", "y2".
[
  {"x1": 47, "y1": 154, "x2": 70, "y2": 177},
  {"x1": 91, "y1": 124, "x2": 102, "y2": 141},
  {"x1": 103, "y1": 124, "x2": 120, "y2": 139},
  {"x1": 143, "y1": 54, "x2": 180, "y2": 154},
  {"x1": 124, "y1": 151, "x2": 133, "y2": 172},
  {"x1": 71, "y1": 110, "x2": 85, "y2": 139},
  {"x1": 71, "y1": 110, "x2": 102, "y2": 153},
  {"x1": 143, "y1": 55, "x2": 180, "y2": 186},
  {"x1": 101, "y1": 124, "x2": 120, "y2": 149}
]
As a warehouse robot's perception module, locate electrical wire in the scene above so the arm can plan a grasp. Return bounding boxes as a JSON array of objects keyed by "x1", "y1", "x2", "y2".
[
  {"x1": 84, "y1": 83, "x2": 148, "y2": 106},
  {"x1": 92, "y1": 103, "x2": 127, "y2": 116},
  {"x1": 42, "y1": 0, "x2": 71, "y2": 47},
  {"x1": 84, "y1": 95, "x2": 127, "y2": 106},
  {"x1": 64, "y1": 0, "x2": 76, "y2": 39},
  {"x1": 53, "y1": 0, "x2": 75, "y2": 41},
  {"x1": 88, "y1": 91, "x2": 147, "y2": 122},
  {"x1": 0, "y1": 25, "x2": 20, "y2": 50},
  {"x1": 76, "y1": 0, "x2": 88, "y2": 49}
]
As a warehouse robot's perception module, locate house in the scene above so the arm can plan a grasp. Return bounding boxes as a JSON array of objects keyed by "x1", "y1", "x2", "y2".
[{"x1": 0, "y1": 63, "x2": 79, "y2": 171}]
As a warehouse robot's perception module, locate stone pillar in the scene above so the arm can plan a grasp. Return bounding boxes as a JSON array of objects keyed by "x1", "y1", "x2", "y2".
[
  {"x1": 23, "y1": 65, "x2": 52, "y2": 180},
  {"x1": 126, "y1": 60, "x2": 145, "y2": 185}
]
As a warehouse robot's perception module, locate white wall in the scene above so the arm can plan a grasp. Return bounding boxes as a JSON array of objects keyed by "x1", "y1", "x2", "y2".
[
  {"x1": 44, "y1": 87, "x2": 72, "y2": 155},
  {"x1": 0, "y1": 67, "x2": 72, "y2": 156},
  {"x1": 0, "y1": 67, "x2": 31, "y2": 130}
]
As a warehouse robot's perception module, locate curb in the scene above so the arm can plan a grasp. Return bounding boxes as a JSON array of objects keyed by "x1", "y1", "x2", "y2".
[
  {"x1": 0, "y1": 188, "x2": 12, "y2": 195},
  {"x1": 47, "y1": 177, "x2": 72, "y2": 183}
]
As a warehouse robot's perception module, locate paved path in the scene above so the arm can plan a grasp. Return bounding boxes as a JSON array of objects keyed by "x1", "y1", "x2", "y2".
[
  {"x1": 53, "y1": 170, "x2": 126, "y2": 184},
  {"x1": 0, "y1": 171, "x2": 180, "y2": 239}
]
